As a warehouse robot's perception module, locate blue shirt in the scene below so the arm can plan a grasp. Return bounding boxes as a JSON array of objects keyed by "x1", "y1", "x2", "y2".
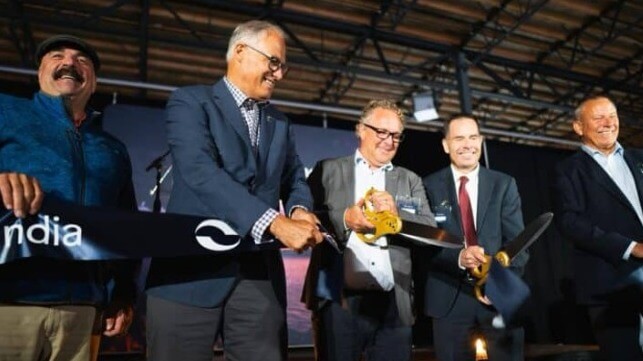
[{"x1": 0, "y1": 91, "x2": 136, "y2": 305}]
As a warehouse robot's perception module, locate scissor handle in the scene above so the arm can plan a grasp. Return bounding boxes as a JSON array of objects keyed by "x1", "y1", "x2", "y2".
[
  {"x1": 470, "y1": 254, "x2": 492, "y2": 279},
  {"x1": 471, "y1": 251, "x2": 510, "y2": 303},
  {"x1": 356, "y1": 188, "x2": 402, "y2": 243}
]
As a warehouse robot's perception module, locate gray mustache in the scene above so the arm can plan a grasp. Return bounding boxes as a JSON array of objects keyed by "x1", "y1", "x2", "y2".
[{"x1": 53, "y1": 67, "x2": 84, "y2": 83}]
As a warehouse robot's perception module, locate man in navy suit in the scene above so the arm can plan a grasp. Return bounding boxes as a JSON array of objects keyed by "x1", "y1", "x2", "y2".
[
  {"x1": 145, "y1": 20, "x2": 323, "y2": 361},
  {"x1": 551, "y1": 95, "x2": 643, "y2": 361},
  {"x1": 421, "y1": 115, "x2": 527, "y2": 361}
]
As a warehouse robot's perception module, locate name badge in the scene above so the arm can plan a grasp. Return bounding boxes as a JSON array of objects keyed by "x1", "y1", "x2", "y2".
[
  {"x1": 432, "y1": 200, "x2": 452, "y2": 223},
  {"x1": 396, "y1": 195, "x2": 420, "y2": 214}
]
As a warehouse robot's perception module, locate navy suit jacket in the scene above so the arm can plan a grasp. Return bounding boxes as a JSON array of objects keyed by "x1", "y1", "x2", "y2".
[
  {"x1": 146, "y1": 80, "x2": 312, "y2": 307},
  {"x1": 301, "y1": 155, "x2": 435, "y2": 326},
  {"x1": 551, "y1": 149, "x2": 643, "y2": 305},
  {"x1": 421, "y1": 165, "x2": 527, "y2": 318}
]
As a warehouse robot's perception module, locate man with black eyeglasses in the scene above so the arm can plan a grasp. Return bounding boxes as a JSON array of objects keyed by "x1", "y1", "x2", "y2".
[
  {"x1": 145, "y1": 20, "x2": 323, "y2": 361},
  {"x1": 302, "y1": 99, "x2": 435, "y2": 361}
]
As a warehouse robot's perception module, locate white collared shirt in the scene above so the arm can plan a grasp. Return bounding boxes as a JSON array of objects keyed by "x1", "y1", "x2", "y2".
[
  {"x1": 451, "y1": 163, "x2": 480, "y2": 228},
  {"x1": 343, "y1": 150, "x2": 395, "y2": 292}
]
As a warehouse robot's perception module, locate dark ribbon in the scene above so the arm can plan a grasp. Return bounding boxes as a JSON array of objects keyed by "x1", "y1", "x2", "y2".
[
  {"x1": 0, "y1": 197, "x2": 280, "y2": 264},
  {"x1": 485, "y1": 259, "x2": 531, "y2": 326}
]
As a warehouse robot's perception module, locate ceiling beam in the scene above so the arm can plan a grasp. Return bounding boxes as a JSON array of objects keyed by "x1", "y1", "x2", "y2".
[
  {"x1": 514, "y1": 1, "x2": 643, "y2": 134},
  {"x1": 138, "y1": 0, "x2": 150, "y2": 98},
  {"x1": 7, "y1": 0, "x2": 36, "y2": 67},
  {"x1": 180, "y1": 0, "x2": 643, "y2": 96},
  {"x1": 7, "y1": 1, "x2": 642, "y2": 97},
  {"x1": 467, "y1": 0, "x2": 549, "y2": 66},
  {"x1": 80, "y1": 0, "x2": 130, "y2": 27},
  {"x1": 508, "y1": 1, "x2": 641, "y2": 133}
]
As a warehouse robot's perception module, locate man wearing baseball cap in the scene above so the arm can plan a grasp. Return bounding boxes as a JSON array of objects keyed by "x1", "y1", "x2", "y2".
[{"x1": 0, "y1": 34, "x2": 137, "y2": 360}]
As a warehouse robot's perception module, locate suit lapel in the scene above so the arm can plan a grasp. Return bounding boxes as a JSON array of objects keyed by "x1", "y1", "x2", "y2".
[
  {"x1": 476, "y1": 166, "x2": 492, "y2": 231},
  {"x1": 385, "y1": 167, "x2": 399, "y2": 198},
  {"x1": 578, "y1": 152, "x2": 632, "y2": 211},
  {"x1": 212, "y1": 82, "x2": 253, "y2": 150},
  {"x1": 340, "y1": 156, "x2": 355, "y2": 205},
  {"x1": 257, "y1": 108, "x2": 276, "y2": 168},
  {"x1": 445, "y1": 168, "x2": 463, "y2": 234},
  {"x1": 623, "y1": 150, "x2": 643, "y2": 208},
  {"x1": 212, "y1": 81, "x2": 256, "y2": 172}
]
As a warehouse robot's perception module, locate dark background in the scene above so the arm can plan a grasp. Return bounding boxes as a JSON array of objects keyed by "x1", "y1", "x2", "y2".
[
  {"x1": 296, "y1": 110, "x2": 593, "y2": 346},
  {"x1": 2, "y1": 84, "x2": 594, "y2": 349}
]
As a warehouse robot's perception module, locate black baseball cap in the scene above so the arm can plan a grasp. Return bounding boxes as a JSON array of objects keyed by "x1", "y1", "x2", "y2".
[{"x1": 35, "y1": 34, "x2": 101, "y2": 71}]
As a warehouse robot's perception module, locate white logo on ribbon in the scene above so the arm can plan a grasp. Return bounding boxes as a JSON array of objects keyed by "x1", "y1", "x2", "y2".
[
  {"x1": 1, "y1": 215, "x2": 82, "y2": 264},
  {"x1": 194, "y1": 220, "x2": 241, "y2": 251}
]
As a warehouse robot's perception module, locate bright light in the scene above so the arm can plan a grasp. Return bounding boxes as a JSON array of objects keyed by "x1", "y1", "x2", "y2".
[
  {"x1": 413, "y1": 108, "x2": 439, "y2": 122},
  {"x1": 475, "y1": 338, "x2": 488, "y2": 361},
  {"x1": 412, "y1": 92, "x2": 439, "y2": 122}
]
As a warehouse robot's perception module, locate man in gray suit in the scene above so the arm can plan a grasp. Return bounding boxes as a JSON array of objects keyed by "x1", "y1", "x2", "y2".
[
  {"x1": 421, "y1": 115, "x2": 527, "y2": 361},
  {"x1": 302, "y1": 99, "x2": 435, "y2": 361}
]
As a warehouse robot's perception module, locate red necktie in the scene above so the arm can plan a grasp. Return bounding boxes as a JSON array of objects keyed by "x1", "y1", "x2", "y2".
[{"x1": 458, "y1": 176, "x2": 478, "y2": 246}]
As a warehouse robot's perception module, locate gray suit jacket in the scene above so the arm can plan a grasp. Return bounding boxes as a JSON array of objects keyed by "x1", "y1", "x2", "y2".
[
  {"x1": 421, "y1": 165, "x2": 527, "y2": 318},
  {"x1": 302, "y1": 154, "x2": 435, "y2": 326}
]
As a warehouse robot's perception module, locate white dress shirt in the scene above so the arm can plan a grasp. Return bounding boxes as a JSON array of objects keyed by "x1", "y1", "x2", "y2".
[
  {"x1": 343, "y1": 150, "x2": 395, "y2": 291},
  {"x1": 451, "y1": 164, "x2": 481, "y2": 228},
  {"x1": 452, "y1": 164, "x2": 480, "y2": 270}
]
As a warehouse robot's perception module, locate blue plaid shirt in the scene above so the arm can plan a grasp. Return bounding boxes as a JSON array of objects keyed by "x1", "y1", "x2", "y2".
[{"x1": 223, "y1": 77, "x2": 278, "y2": 243}]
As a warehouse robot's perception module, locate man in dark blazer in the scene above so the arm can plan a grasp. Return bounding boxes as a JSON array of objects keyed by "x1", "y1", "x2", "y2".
[
  {"x1": 302, "y1": 99, "x2": 435, "y2": 361},
  {"x1": 145, "y1": 20, "x2": 323, "y2": 361},
  {"x1": 421, "y1": 115, "x2": 528, "y2": 361},
  {"x1": 551, "y1": 95, "x2": 643, "y2": 361}
]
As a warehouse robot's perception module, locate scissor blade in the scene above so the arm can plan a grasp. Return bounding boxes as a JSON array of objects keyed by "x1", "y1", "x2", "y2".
[
  {"x1": 504, "y1": 212, "x2": 553, "y2": 261},
  {"x1": 317, "y1": 223, "x2": 342, "y2": 254},
  {"x1": 398, "y1": 221, "x2": 463, "y2": 249}
]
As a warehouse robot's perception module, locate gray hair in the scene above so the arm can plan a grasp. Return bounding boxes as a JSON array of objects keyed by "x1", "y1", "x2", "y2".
[
  {"x1": 226, "y1": 20, "x2": 286, "y2": 62},
  {"x1": 574, "y1": 95, "x2": 616, "y2": 121},
  {"x1": 359, "y1": 99, "x2": 406, "y2": 128}
]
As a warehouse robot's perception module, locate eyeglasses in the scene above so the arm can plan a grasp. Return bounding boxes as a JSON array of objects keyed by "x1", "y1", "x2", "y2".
[
  {"x1": 244, "y1": 44, "x2": 290, "y2": 76},
  {"x1": 362, "y1": 123, "x2": 405, "y2": 142}
]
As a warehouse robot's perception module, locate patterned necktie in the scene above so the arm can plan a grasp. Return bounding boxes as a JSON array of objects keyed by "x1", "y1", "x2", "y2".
[
  {"x1": 242, "y1": 99, "x2": 259, "y2": 151},
  {"x1": 458, "y1": 176, "x2": 478, "y2": 246}
]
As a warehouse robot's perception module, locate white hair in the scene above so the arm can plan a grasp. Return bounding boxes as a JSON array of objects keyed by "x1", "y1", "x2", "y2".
[{"x1": 226, "y1": 20, "x2": 286, "y2": 62}]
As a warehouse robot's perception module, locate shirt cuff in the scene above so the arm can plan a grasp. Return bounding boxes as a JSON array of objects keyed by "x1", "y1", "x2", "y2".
[
  {"x1": 288, "y1": 205, "x2": 308, "y2": 218},
  {"x1": 251, "y1": 209, "x2": 279, "y2": 244},
  {"x1": 458, "y1": 249, "x2": 466, "y2": 270},
  {"x1": 342, "y1": 208, "x2": 352, "y2": 237},
  {"x1": 623, "y1": 241, "x2": 637, "y2": 260}
]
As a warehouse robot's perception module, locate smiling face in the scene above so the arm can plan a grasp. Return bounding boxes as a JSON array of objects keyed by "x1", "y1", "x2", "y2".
[
  {"x1": 573, "y1": 97, "x2": 619, "y2": 155},
  {"x1": 227, "y1": 29, "x2": 286, "y2": 100},
  {"x1": 357, "y1": 107, "x2": 403, "y2": 168},
  {"x1": 38, "y1": 47, "x2": 96, "y2": 103},
  {"x1": 442, "y1": 117, "x2": 483, "y2": 173}
]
